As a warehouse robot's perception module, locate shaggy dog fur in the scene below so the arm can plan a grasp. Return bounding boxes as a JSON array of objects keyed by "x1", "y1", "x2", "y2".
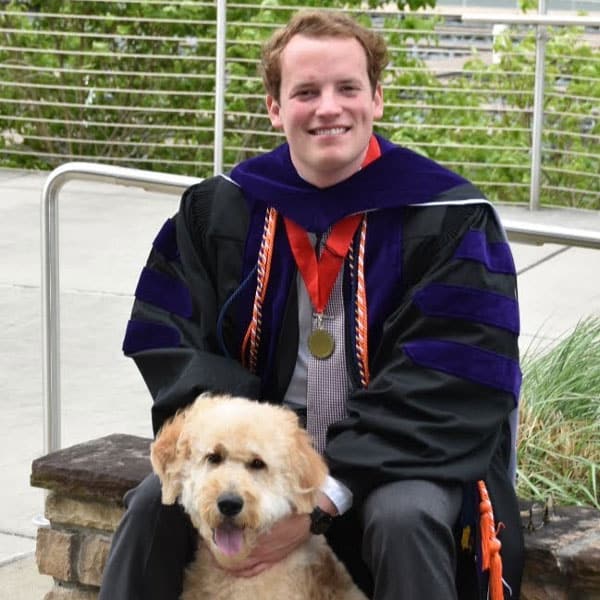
[{"x1": 151, "y1": 394, "x2": 367, "y2": 600}]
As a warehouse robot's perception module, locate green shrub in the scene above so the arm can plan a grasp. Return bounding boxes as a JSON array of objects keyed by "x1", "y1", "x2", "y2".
[{"x1": 518, "y1": 317, "x2": 600, "y2": 508}]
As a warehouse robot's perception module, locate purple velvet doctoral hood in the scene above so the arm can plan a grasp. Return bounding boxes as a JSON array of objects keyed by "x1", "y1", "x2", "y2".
[{"x1": 230, "y1": 134, "x2": 472, "y2": 232}]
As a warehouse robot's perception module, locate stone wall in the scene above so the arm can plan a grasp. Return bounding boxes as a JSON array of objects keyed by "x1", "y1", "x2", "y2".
[{"x1": 30, "y1": 434, "x2": 600, "y2": 599}]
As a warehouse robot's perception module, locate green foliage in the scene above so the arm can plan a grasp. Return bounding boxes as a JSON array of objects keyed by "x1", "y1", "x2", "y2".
[
  {"x1": 0, "y1": 2, "x2": 598, "y2": 208},
  {"x1": 0, "y1": 0, "x2": 220, "y2": 172},
  {"x1": 382, "y1": 23, "x2": 599, "y2": 207},
  {"x1": 518, "y1": 317, "x2": 600, "y2": 508}
]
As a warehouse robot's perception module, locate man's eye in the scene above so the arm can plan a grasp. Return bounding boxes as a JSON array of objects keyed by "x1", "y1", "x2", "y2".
[
  {"x1": 247, "y1": 458, "x2": 267, "y2": 470},
  {"x1": 206, "y1": 452, "x2": 223, "y2": 465}
]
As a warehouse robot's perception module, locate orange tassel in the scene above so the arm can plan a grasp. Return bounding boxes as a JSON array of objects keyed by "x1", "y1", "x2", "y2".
[{"x1": 478, "y1": 480, "x2": 504, "y2": 600}]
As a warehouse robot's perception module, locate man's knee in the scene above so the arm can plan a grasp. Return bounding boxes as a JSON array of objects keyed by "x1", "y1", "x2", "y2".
[
  {"x1": 359, "y1": 480, "x2": 463, "y2": 598},
  {"x1": 362, "y1": 479, "x2": 462, "y2": 541}
]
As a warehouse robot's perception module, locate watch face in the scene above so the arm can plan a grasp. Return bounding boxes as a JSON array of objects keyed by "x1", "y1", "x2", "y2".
[{"x1": 310, "y1": 507, "x2": 333, "y2": 535}]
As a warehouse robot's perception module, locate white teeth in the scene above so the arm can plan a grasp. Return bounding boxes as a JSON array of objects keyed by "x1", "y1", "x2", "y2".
[{"x1": 313, "y1": 127, "x2": 347, "y2": 136}]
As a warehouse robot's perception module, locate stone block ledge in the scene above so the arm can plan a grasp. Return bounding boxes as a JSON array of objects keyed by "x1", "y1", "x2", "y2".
[
  {"x1": 30, "y1": 434, "x2": 600, "y2": 600},
  {"x1": 519, "y1": 503, "x2": 600, "y2": 599},
  {"x1": 31, "y1": 434, "x2": 152, "y2": 504}
]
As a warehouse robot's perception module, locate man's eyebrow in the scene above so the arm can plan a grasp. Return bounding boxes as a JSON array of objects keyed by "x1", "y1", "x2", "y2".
[{"x1": 289, "y1": 79, "x2": 317, "y2": 91}]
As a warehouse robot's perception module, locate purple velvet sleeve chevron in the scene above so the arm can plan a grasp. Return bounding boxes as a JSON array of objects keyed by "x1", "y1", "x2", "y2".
[
  {"x1": 152, "y1": 218, "x2": 179, "y2": 261},
  {"x1": 414, "y1": 283, "x2": 520, "y2": 334},
  {"x1": 122, "y1": 319, "x2": 181, "y2": 355},
  {"x1": 454, "y1": 229, "x2": 515, "y2": 274},
  {"x1": 403, "y1": 339, "x2": 521, "y2": 405},
  {"x1": 134, "y1": 267, "x2": 193, "y2": 318}
]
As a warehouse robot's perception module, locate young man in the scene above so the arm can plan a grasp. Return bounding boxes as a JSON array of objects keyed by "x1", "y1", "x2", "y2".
[{"x1": 100, "y1": 10, "x2": 523, "y2": 600}]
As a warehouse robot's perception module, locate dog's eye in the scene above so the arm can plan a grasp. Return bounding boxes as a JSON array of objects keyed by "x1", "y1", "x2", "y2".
[
  {"x1": 248, "y1": 458, "x2": 267, "y2": 470},
  {"x1": 206, "y1": 452, "x2": 223, "y2": 465}
]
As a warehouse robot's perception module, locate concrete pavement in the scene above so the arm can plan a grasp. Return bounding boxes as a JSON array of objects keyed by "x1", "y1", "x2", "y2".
[{"x1": 0, "y1": 167, "x2": 599, "y2": 597}]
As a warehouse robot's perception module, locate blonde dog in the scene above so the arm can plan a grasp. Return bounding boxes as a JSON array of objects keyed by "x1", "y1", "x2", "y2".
[{"x1": 150, "y1": 393, "x2": 367, "y2": 600}]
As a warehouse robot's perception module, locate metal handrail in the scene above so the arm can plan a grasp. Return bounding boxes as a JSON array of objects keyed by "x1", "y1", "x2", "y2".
[
  {"x1": 41, "y1": 162, "x2": 600, "y2": 454},
  {"x1": 41, "y1": 162, "x2": 201, "y2": 455},
  {"x1": 502, "y1": 219, "x2": 600, "y2": 249},
  {"x1": 459, "y1": 10, "x2": 600, "y2": 211}
]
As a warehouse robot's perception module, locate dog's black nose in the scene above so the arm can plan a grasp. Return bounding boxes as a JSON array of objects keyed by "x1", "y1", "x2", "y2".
[{"x1": 217, "y1": 493, "x2": 244, "y2": 517}]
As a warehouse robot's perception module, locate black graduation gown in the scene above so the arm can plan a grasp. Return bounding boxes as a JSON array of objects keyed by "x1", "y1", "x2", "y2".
[{"x1": 123, "y1": 137, "x2": 524, "y2": 598}]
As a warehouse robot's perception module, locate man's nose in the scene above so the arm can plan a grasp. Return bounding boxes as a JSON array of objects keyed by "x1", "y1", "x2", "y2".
[{"x1": 315, "y1": 90, "x2": 342, "y2": 116}]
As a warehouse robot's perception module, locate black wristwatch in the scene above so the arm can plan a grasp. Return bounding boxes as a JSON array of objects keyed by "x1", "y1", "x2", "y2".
[{"x1": 309, "y1": 506, "x2": 334, "y2": 535}]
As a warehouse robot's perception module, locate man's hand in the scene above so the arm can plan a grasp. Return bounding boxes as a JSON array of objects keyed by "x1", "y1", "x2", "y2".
[{"x1": 224, "y1": 492, "x2": 338, "y2": 578}]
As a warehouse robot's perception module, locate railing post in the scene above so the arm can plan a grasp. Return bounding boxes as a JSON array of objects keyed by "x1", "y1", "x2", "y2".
[
  {"x1": 213, "y1": 0, "x2": 227, "y2": 176},
  {"x1": 40, "y1": 175, "x2": 62, "y2": 455},
  {"x1": 529, "y1": 0, "x2": 548, "y2": 211}
]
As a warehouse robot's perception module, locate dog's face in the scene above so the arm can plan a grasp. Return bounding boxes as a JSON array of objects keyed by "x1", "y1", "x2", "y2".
[{"x1": 150, "y1": 395, "x2": 328, "y2": 567}]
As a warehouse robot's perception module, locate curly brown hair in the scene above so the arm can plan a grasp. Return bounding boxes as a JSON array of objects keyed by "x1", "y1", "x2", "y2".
[{"x1": 261, "y1": 11, "x2": 389, "y2": 102}]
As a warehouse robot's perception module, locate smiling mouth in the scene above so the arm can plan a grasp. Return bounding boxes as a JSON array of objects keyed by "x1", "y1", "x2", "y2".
[{"x1": 310, "y1": 127, "x2": 350, "y2": 136}]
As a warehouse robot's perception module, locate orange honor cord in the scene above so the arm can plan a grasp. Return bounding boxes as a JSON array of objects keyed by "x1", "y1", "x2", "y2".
[
  {"x1": 478, "y1": 480, "x2": 504, "y2": 600},
  {"x1": 354, "y1": 215, "x2": 370, "y2": 387},
  {"x1": 241, "y1": 206, "x2": 277, "y2": 372},
  {"x1": 353, "y1": 135, "x2": 380, "y2": 386}
]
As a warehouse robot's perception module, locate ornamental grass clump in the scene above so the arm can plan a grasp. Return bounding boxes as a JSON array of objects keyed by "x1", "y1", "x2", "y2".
[{"x1": 517, "y1": 317, "x2": 600, "y2": 508}]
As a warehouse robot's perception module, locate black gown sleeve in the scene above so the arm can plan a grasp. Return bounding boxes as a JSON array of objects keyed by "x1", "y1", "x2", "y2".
[
  {"x1": 122, "y1": 177, "x2": 261, "y2": 434},
  {"x1": 326, "y1": 202, "x2": 520, "y2": 504}
]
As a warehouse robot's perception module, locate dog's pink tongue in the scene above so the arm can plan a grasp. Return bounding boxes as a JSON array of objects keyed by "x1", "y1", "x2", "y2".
[{"x1": 214, "y1": 523, "x2": 244, "y2": 556}]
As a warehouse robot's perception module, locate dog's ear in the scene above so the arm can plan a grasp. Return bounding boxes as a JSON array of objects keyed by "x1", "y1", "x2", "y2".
[
  {"x1": 288, "y1": 418, "x2": 329, "y2": 513},
  {"x1": 150, "y1": 409, "x2": 191, "y2": 505}
]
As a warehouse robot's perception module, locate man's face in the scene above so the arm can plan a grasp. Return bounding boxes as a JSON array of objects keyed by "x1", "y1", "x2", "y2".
[{"x1": 266, "y1": 34, "x2": 383, "y2": 189}]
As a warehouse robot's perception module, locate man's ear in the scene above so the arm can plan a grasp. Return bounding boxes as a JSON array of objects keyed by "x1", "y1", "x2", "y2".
[
  {"x1": 150, "y1": 409, "x2": 190, "y2": 505},
  {"x1": 373, "y1": 82, "x2": 384, "y2": 120},
  {"x1": 266, "y1": 95, "x2": 283, "y2": 129}
]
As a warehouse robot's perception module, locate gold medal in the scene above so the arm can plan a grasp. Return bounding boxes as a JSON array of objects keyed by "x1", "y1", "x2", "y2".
[{"x1": 308, "y1": 328, "x2": 335, "y2": 359}]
